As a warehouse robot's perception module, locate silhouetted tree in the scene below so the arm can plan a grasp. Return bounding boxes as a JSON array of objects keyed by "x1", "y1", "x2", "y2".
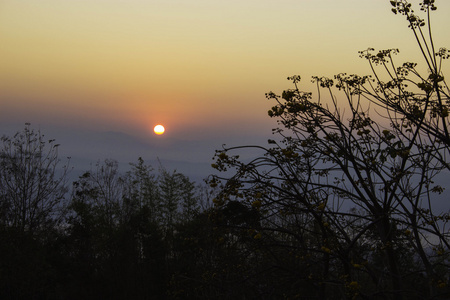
[
  {"x1": 66, "y1": 159, "x2": 167, "y2": 299},
  {"x1": 123, "y1": 157, "x2": 159, "y2": 222},
  {"x1": 0, "y1": 124, "x2": 70, "y2": 299},
  {"x1": 211, "y1": 1, "x2": 449, "y2": 299},
  {"x1": 0, "y1": 128, "x2": 217, "y2": 299},
  {"x1": 0, "y1": 123, "x2": 69, "y2": 234}
]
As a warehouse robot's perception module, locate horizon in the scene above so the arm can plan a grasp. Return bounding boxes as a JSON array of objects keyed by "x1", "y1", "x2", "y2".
[
  {"x1": 1, "y1": 2, "x2": 449, "y2": 298},
  {"x1": 1, "y1": 0, "x2": 450, "y2": 182}
]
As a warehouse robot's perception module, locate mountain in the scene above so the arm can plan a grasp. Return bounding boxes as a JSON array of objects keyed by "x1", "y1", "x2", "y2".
[{"x1": 46, "y1": 129, "x2": 216, "y2": 182}]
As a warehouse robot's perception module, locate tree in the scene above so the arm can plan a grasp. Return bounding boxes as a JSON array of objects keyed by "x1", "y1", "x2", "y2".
[
  {"x1": 66, "y1": 158, "x2": 167, "y2": 299},
  {"x1": 123, "y1": 157, "x2": 159, "y2": 221},
  {"x1": 0, "y1": 123, "x2": 69, "y2": 234},
  {"x1": 211, "y1": 1, "x2": 449, "y2": 299},
  {"x1": 157, "y1": 166, "x2": 199, "y2": 231},
  {"x1": 0, "y1": 124, "x2": 70, "y2": 299}
]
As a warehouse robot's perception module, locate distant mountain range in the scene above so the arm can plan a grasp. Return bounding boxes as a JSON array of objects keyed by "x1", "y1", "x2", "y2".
[
  {"x1": 34, "y1": 128, "x2": 269, "y2": 184},
  {"x1": 46, "y1": 130, "x2": 211, "y2": 183},
  {"x1": 4, "y1": 126, "x2": 447, "y2": 215}
]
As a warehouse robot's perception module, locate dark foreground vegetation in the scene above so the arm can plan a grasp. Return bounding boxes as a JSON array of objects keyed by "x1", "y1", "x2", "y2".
[{"x1": 1, "y1": 1, "x2": 449, "y2": 299}]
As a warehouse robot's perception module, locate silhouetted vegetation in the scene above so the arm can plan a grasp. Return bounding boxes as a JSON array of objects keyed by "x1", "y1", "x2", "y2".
[
  {"x1": 1, "y1": 1, "x2": 449, "y2": 299},
  {"x1": 210, "y1": 1, "x2": 449, "y2": 299},
  {"x1": 0, "y1": 125, "x2": 216, "y2": 299}
]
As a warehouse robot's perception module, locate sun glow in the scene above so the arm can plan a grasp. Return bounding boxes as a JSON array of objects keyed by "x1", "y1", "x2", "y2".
[{"x1": 153, "y1": 124, "x2": 165, "y2": 135}]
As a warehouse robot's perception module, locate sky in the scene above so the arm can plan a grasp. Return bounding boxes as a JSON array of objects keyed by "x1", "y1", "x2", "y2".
[{"x1": 1, "y1": 0, "x2": 450, "y2": 180}]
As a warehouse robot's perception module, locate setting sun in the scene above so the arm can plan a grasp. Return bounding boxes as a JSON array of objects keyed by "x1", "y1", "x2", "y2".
[{"x1": 153, "y1": 124, "x2": 165, "y2": 135}]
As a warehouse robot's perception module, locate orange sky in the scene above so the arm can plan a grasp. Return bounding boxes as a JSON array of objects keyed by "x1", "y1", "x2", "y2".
[{"x1": 1, "y1": 0, "x2": 450, "y2": 143}]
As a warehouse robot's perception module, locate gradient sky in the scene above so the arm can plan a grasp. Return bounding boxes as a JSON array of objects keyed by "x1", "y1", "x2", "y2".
[{"x1": 1, "y1": 0, "x2": 450, "y2": 171}]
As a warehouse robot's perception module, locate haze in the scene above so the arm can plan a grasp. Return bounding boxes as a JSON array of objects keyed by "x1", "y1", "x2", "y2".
[{"x1": 1, "y1": 0, "x2": 450, "y2": 179}]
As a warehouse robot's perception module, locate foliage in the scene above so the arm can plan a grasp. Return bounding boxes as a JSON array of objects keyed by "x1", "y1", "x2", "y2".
[
  {"x1": 1, "y1": 1, "x2": 449, "y2": 299},
  {"x1": 64, "y1": 158, "x2": 200, "y2": 299},
  {"x1": 210, "y1": 1, "x2": 449, "y2": 299},
  {"x1": 0, "y1": 124, "x2": 70, "y2": 299},
  {"x1": 0, "y1": 130, "x2": 210, "y2": 299}
]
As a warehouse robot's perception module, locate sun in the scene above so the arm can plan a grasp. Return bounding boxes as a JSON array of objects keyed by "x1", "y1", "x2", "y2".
[{"x1": 153, "y1": 124, "x2": 165, "y2": 135}]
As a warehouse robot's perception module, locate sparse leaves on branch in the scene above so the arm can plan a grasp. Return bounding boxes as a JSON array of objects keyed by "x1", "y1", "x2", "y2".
[{"x1": 210, "y1": 1, "x2": 449, "y2": 298}]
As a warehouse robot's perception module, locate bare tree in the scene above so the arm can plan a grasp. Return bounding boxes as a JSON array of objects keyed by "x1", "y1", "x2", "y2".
[{"x1": 0, "y1": 123, "x2": 70, "y2": 234}]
